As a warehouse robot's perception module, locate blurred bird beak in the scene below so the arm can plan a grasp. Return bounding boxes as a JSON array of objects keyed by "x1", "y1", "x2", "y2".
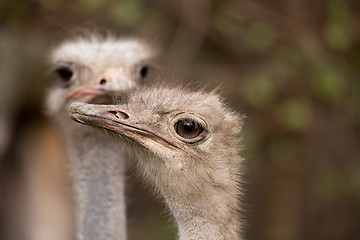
[
  {"x1": 68, "y1": 67, "x2": 135, "y2": 100},
  {"x1": 69, "y1": 102, "x2": 179, "y2": 150},
  {"x1": 97, "y1": 67, "x2": 136, "y2": 92},
  {"x1": 68, "y1": 86, "x2": 104, "y2": 99}
]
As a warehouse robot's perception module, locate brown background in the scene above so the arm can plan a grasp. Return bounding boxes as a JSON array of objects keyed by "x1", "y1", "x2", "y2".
[{"x1": 1, "y1": 0, "x2": 360, "y2": 239}]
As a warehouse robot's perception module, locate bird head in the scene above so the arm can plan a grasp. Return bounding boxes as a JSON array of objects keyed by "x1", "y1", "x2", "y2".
[
  {"x1": 45, "y1": 34, "x2": 157, "y2": 117},
  {"x1": 70, "y1": 86, "x2": 243, "y2": 196}
]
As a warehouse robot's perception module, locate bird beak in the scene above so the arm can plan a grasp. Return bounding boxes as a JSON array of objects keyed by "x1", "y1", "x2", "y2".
[
  {"x1": 68, "y1": 86, "x2": 105, "y2": 100},
  {"x1": 68, "y1": 67, "x2": 135, "y2": 101},
  {"x1": 69, "y1": 102, "x2": 180, "y2": 150}
]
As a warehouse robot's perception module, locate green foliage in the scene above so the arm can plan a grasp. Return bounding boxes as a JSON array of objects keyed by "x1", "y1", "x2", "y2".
[
  {"x1": 109, "y1": 0, "x2": 144, "y2": 26},
  {"x1": 315, "y1": 167, "x2": 348, "y2": 202},
  {"x1": 276, "y1": 47, "x2": 307, "y2": 70},
  {"x1": 243, "y1": 22, "x2": 276, "y2": 51},
  {"x1": 324, "y1": 0, "x2": 351, "y2": 50},
  {"x1": 242, "y1": 74, "x2": 276, "y2": 108},
  {"x1": 310, "y1": 62, "x2": 347, "y2": 103},
  {"x1": 75, "y1": 0, "x2": 105, "y2": 12},
  {"x1": 324, "y1": 21, "x2": 350, "y2": 50},
  {"x1": 348, "y1": 163, "x2": 360, "y2": 198},
  {"x1": 1, "y1": 1, "x2": 32, "y2": 24},
  {"x1": 34, "y1": 0, "x2": 61, "y2": 9},
  {"x1": 268, "y1": 136, "x2": 299, "y2": 167},
  {"x1": 276, "y1": 98, "x2": 312, "y2": 131},
  {"x1": 213, "y1": 4, "x2": 243, "y2": 39}
]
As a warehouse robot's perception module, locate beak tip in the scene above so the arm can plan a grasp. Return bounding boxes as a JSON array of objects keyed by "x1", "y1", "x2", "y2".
[
  {"x1": 69, "y1": 102, "x2": 87, "y2": 125},
  {"x1": 70, "y1": 102, "x2": 88, "y2": 118},
  {"x1": 70, "y1": 102, "x2": 91, "y2": 113}
]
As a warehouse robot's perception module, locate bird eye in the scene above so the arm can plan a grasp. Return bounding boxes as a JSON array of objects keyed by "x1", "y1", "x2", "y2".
[
  {"x1": 174, "y1": 119, "x2": 204, "y2": 139},
  {"x1": 55, "y1": 66, "x2": 73, "y2": 83},
  {"x1": 140, "y1": 65, "x2": 148, "y2": 78}
]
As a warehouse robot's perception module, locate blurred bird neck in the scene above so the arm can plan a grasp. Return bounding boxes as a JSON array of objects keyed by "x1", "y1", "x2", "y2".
[{"x1": 66, "y1": 126, "x2": 127, "y2": 240}]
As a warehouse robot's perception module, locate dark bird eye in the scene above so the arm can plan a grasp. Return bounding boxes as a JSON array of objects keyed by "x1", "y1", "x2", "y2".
[
  {"x1": 140, "y1": 65, "x2": 148, "y2": 78},
  {"x1": 55, "y1": 67, "x2": 73, "y2": 82},
  {"x1": 174, "y1": 119, "x2": 204, "y2": 139}
]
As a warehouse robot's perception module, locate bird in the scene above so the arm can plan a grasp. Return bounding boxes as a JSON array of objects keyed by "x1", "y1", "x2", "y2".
[
  {"x1": 45, "y1": 30, "x2": 157, "y2": 240},
  {"x1": 69, "y1": 85, "x2": 244, "y2": 240}
]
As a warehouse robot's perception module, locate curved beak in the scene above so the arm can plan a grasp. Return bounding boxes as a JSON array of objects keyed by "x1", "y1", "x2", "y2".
[{"x1": 70, "y1": 102, "x2": 179, "y2": 150}]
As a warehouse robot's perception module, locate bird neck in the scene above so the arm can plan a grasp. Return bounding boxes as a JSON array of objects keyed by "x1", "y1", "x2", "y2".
[
  {"x1": 161, "y1": 184, "x2": 241, "y2": 240},
  {"x1": 65, "y1": 124, "x2": 127, "y2": 240}
]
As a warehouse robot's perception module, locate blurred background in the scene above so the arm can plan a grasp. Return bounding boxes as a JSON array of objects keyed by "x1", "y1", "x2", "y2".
[{"x1": 1, "y1": 0, "x2": 360, "y2": 239}]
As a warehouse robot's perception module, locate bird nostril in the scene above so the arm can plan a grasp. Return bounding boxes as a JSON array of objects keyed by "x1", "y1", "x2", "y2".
[
  {"x1": 109, "y1": 111, "x2": 129, "y2": 120},
  {"x1": 99, "y1": 79, "x2": 107, "y2": 85}
]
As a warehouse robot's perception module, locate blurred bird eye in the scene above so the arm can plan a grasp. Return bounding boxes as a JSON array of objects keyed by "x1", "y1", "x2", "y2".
[
  {"x1": 55, "y1": 66, "x2": 73, "y2": 83},
  {"x1": 174, "y1": 119, "x2": 204, "y2": 139},
  {"x1": 140, "y1": 65, "x2": 148, "y2": 78},
  {"x1": 135, "y1": 62, "x2": 152, "y2": 83}
]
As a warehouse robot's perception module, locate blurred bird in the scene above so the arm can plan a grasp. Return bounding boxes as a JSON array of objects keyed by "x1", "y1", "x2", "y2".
[{"x1": 45, "y1": 30, "x2": 157, "y2": 240}]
